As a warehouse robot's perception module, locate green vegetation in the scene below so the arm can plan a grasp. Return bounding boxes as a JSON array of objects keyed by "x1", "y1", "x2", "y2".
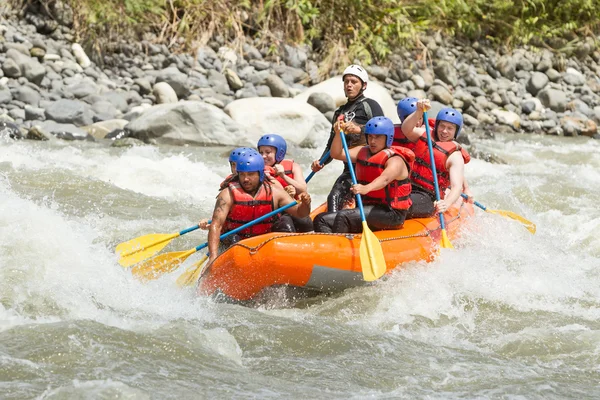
[{"x1": 10, "y1": 0, "x2": 600, "y2": 71}]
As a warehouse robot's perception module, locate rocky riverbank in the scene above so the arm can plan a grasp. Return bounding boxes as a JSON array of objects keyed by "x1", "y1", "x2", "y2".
[{"x1": 1, "y1": 3, "x2": 600, "y2": 149}]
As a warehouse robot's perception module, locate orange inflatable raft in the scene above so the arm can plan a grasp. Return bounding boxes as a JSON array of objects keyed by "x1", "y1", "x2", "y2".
[{"x1": 198, "y1": 202, "x2": 474, "y2": 302}]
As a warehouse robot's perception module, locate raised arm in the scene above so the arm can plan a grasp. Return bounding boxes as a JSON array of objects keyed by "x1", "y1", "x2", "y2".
[
  {"x1": 401, "y1": 99, "x2": 430, "y2": 142},
  {"x1": 207, "y1": 189, "x2": 232, "y2": 264}
]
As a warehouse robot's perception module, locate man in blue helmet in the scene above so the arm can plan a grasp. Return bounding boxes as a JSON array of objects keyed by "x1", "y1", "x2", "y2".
[
  {"x1": 401, "y1": 99, "x2": 472, "y2": 218},
  {"x1": 199, "y1": 147, "x2": 256, "y2": 230},
  {"x1": 206, "y1": 150, "x2": 311, "y2": 263},
  {"x1": 314, "y1": 116, "x2": 415, "y2": 233},
  {"x1": 310, "y1": 64, "x2": 385, "y2": 213}
]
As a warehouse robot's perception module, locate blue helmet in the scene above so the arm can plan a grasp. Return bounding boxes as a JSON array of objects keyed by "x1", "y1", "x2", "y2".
[
  {"x1": 236, "y1": 150, "x2": 265, "y2": 182},
  {"x1": 397, "y1": 97, "x2": 418, "y2": 122},
  {"x1": 435, "y1": 108, "x2": 463, "y2": 139},
  {"x1": 257, "y1": 134, "x2": 287, "y2": 163},
  {"x1": 365, "y1": 116, "x2": 395, "y2": 148},
  {"x1": 228, "y1": 147, "x2": 255, "y2": 164}
]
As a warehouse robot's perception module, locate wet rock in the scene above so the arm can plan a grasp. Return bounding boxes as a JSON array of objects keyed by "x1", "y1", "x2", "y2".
[
  {"x1": 0, "y1": 121, "x2": 24, "y2": 139},
  {"x1": 526, "y1": 72, "x2": 549, "y2": 95},
  {"x1": 127, "y1": 101, "x2": 249, "y2": 146},
  {"x1": 45, "y1": 99, "x2": 94, "y2": 126}
]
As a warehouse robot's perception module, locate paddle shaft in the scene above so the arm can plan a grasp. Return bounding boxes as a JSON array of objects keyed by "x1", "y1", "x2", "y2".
[
  {"x1": 423, "y1": 111, "x2": 447, "y2": 231},
  {"x1": 305, "y1": 150, "x2": 331, "y2": 182},
  {"x1": 460, "y1": 194, "x2": 486, "y2": 211},
  {"x1": 338, "y1": 128, "x2": 366, "y2": 220}
]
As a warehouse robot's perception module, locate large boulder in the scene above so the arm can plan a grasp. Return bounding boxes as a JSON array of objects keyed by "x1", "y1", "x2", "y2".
[
  {"x1": 294, "y1": 76, "x2": 400, "y2": 123},
  {"x1": 224, "y1": 97, "x2": 330, "y2": 148},
  {"x1": 126, "y1": 101, "x2": 250, "y2": 146}
]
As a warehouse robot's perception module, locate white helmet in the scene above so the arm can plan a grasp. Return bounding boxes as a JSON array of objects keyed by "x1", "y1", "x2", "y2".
[{"x1": 342, "y1": 64, "x2": 368, "y2": 83}]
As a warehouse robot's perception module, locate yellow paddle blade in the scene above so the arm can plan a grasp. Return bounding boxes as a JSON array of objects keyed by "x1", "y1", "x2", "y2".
[
  {"x1": 176, "y1": 254, "x2": 209, "y2": 287},
  {"x1": 130, "y1": 248, "x2": 196, "y2": 282},
  {"x1": 440, "y1": 229, "x2": 454, "y2": 249},
  {"x1": 359, "y1": 221, "x2": 387, "y2": 281},
  {"x1": 486, "y1": 209, "x2": 536, "y2": 234},
  {"x1": 116, "y1": 232, "x2": 179, "y2": 267}
]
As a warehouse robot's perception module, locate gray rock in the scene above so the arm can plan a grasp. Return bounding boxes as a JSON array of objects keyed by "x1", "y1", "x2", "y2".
[
  {"x1": 463, "y1": 114, "x2": 480, "y2": 127},
  {"x1": 8, "y1": 108, "x2": 25, "y2": 121},
  {"x1": 567, "y1": 99, "x2": 592, "y2": 117},
  {"x1": 538, "y1": 88, "x2": 568, "y2": 112},
  {"x1": 517, "y1": 57, "x2": 534, "y2": 71},
  {"x1": 133, "y1": 78, "x2": 152, "y2": 95},
  {"x1": 250, "y1": 60, "x2": 270, "y2": 71},
  {"x1": 235, "y1": 87, "x2": 258, "y2": 99},
  {"x1": 35, "y1": 120, "x2": 94, "y2": 141},
  {"x1": 428, "y1": 85, "x2": 453, "y2": 104},
  {"x1": 410, "y1": 74, "x2": 426, "y2": 90},
  {"x1": 418, "y1": 69, "x2": 434, "y2": 90},
  {"x1": 156, "y1": 67, "x2": 190, "y2": 98},
  {"x1": 496, "y1": 55, "x2": 516, "y2": 79},
  {"x1": 6, "y1": 49, "x2": 45, "y2": 84},
  {"x1": 256, "y1": 85, "x2": 272, "y2": 97},
  {"x1": 307, "y1": 92, "x2": 335, "y2": 113},
  {"x1": 45, "y1": 99, "x2": 94, "y2": 126},
  {"x1": 206, "y1": 69, "x2": 230, "y2": 95},
  {"x1": 434, "y1": 61, "x2": 458, "y2": 87},
  {"x1": 283, "y1": 44, "x2": 307, "y2": 69},
  {"x1": 67, "y1": 81, "x2": 99, "y2": 98},
  {"x1": 126, "y1": 101, "x2": 249, "y2": 146},
  {"x1": 92, "y1": 101, "x2": 118, "y2": 121},
  {"x1": 2, "y1": 58, "x2": 21, "y2": 78},
  {"x1": 0, "y1": 89, "x2": 13, "y2": 104},
  {"x1": 264, "y1": 74, "x2": 289, "y2": 98},
  {"x1": 563, "y1": 72, "x2": 585, "y2": 86},
  {"x1": 397, "y1": 68, "x2": 413, "y2": 81},
  {"x1": 100, "y1": 92, "x2": 129, "y2": 113},
  {"x1": 243, "y1": 43, "x2": 262, "y2": 61},
  {"x1": 224, "y1": 68, "x2": 244, "y2": 90},
  {"x1": 546, "y1": 68, "x2": 561, "y2": 83},
  {"x1": 24, "y1": 105, "x2": 46, "y2": 120},
  {"x1": 536, "y1": 57, "x2": 553, "y2": 72},
  {"x1": 366, "y1": 65, "x2": 389, "y2": 82},
  {"x1": 526, "y1": 72, "x2": 549, "y2": 95}
]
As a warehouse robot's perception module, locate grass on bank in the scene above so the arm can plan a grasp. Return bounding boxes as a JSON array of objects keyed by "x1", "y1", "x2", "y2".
[{"x1": 9, "y1": 0, "x2": 600, "y2": 72}]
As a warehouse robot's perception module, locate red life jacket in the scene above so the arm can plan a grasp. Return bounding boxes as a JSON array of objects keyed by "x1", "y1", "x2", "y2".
[
  {"x1": 274, "y1": 159, "x2": 295, "y2": 188},
  {"x1": 393, "y1": 118, "x2": 435, "y2": 149},
  {"x1": 356, "y1": 145, "x2": 415, "y2": 210},
  {"x1": 411, "y1": 140, "x2": 471, "y2": 198},
  {"x1": 224, "y1": 181, "x2": 274, "y2": 238}
]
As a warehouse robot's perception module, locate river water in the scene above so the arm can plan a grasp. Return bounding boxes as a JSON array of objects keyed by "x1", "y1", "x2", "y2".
[{"x1": 1, "y1": 133, "x2": 599, "y2": 399}]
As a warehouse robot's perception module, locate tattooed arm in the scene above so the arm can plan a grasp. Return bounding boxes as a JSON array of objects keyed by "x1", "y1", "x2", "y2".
[{"x1": 207, "y1": 189, "x2": 232, "y2": 263}]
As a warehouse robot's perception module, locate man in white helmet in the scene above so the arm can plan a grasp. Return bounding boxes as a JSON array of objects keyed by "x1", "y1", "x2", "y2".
[{"x1": 311, "y1": 64, "x2": 384, "y2": 213}]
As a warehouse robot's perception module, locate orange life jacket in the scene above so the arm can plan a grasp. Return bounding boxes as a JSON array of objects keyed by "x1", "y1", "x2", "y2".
[
  {"x1": 393, "y1": 118, "x2": 435, "y2": 149},
  {"x1": 411, "y1": 140, "x2": 471, "y2": 197},
  {"x1": 224, "y1": 181, "x2": 274, "y2": 238},
  {"x1": 274, "y1": 159, "x2": 295, "y2": 188},
  {"x1": 356, "y1": 145, "x2": 415, "y2": 210}
]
